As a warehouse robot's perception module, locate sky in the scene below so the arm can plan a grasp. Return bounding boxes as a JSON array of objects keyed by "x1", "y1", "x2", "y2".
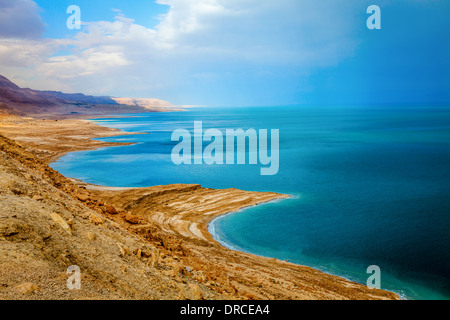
[{"x1": 0, "y1": 0, "x2": 449, "y2": 106}]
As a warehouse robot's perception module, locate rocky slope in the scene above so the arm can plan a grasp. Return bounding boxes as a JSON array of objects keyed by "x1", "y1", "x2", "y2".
[{"x1": 0, "y1": 133, "x2": 221, "y2": 299}]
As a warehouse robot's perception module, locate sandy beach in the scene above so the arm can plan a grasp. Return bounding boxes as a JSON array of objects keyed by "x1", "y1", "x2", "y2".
[{"x1": 0, "y1": 114, "x2": 400, "y2": 300}]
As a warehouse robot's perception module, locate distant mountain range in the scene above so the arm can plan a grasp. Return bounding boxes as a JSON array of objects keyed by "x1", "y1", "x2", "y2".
[{"x1": 0, "y1": 75, "x2": 175, "y2": 117}]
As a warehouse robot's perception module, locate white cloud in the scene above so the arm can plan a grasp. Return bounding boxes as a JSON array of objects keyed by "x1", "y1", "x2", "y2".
[
  {"x1": 0, "y1": 0, "x2": 360, "y2": 102},
  {"x1": 0, "y1": 39, "x2": 53, "y2": 66}
]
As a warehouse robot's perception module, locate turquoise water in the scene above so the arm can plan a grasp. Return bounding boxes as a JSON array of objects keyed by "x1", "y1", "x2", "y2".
[{"x1": 51, "y1": 106, "x2": 450, "y2": 300}]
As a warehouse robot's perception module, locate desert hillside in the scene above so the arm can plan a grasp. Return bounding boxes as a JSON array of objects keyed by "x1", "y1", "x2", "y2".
[
  {"x1": 0, "y1": 75, "x2": 174, "y2": 118},
  {"x1": 0, "y1": 133, "x2": 212, "y2": 299}
]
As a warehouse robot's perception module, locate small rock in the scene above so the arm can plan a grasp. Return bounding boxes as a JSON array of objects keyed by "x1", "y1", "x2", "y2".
[
  {"x1": 40, "y1": 229, "x2": 52, "y2": 240},
  {"x1": 105, "y1": 205, "x2": 117, "y2": 215},
  {"x1": 32, "y1": 195, "x2": 43, "y2": 201},
  {"x1": 77, "y1": 194, "x2": 89, "y2": 202},
  {"x1": 124, "y1": 214, "x2": 141, "y2": 224},
  {"x1": 50, "y1": 212, "x2": 72, "y2": 235},
  {"x1": 141, "y1": 249, "x2": 151, "y2": 258},
  {"x1": 16, "y1": 283, "x2": 39, "y2": 295},
  {"x1": 117, "y1": 243, "x2": 128, "y2": 256},
  {"x1": 147, "y1": 248, "x2": 160, "y2": 268}
]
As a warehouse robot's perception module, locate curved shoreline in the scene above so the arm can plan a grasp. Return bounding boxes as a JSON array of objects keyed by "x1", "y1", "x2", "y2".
[
  {"x1": 208, "y1": 197, "x2": 290, "y2": 250},
  {"x1": 207, "y1": 205, "x2": 409, "y2": 300},
  {"x1": 0, "y1": 114, "x2": 401, "y2": 300}
]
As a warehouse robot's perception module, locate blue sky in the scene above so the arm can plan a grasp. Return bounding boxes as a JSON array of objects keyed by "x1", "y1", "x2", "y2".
[
  {"x1": 35, "y1": 0, "x2": 169, "y2": 38},
  {"x1": 0, "y1": 0, "x2": 448, "y2": 106}
]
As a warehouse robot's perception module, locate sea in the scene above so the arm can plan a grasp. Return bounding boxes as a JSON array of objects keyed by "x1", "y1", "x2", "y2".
[{"x1": 51, "y1": 105, "x2": 450, "y2": 300}]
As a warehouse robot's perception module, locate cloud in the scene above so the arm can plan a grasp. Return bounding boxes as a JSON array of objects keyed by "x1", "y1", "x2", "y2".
[
  {"x1": 0, "y1": 0, "x2": 44, "y2": 39},
  {"x1": 153, "y1": 0, "x2": 357, "y2": 65},
  {"x1": 0, "y1": 0, "x2": 361, "y2": 103}
]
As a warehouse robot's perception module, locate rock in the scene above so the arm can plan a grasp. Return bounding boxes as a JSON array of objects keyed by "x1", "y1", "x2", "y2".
[
  {"x1": 117, "y1": 243, "x2": 129, "y2": 256},
  {"x1": 105, "y1": 205, "x2": 117, "y2": 215},
  {"x1": 11, "y1": 188, "x2": 22, "y2": 195},
  {"x1": 32, "y1": 195, "x2": 43, "y2": 201},
  {"x1": 50, "y1": 212, "x2": 72, "y2": 235},
  {"x1": 188, "y1": 283, "x2": 203, "y2": 300},
  {"x1": 77, "y1": 193, "x2": 89, "y2": 202},
  {"x1": 16, "y1": 283, "x2": 39, "y2": 294},
  {"x1": 141, "y1": 248, "x2": 152, "y2": 258},
  {"x1": 124, "y1": 214, "x2": 141, "y2": 224},
  {"x1": 147, "y1": 248, "x2": 160, "y2": 268}
]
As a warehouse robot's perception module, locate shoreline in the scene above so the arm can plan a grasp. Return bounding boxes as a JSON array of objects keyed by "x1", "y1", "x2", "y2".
[
  {"x1": 71, "y1": 176, "x2": 291, "y2": 244},
  {"x1": 207, "y1": 200, "x2": 408, "y2": 301},
  {"x1": 208, "y1": 197, "x2": 290, "y2": 250},
  {"x1": 0, "y1": 113, "x2": 401, "y2": 300}
]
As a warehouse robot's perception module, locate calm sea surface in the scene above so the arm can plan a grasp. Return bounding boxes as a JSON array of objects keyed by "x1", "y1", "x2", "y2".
[{"x1": 51, "y1": 106, "x2": 450, "y2": 299}]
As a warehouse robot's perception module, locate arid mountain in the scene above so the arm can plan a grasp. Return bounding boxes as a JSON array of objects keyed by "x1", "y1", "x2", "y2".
[{"x1": 0, "y1": 75, "x2": 174, "y2": 117}]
